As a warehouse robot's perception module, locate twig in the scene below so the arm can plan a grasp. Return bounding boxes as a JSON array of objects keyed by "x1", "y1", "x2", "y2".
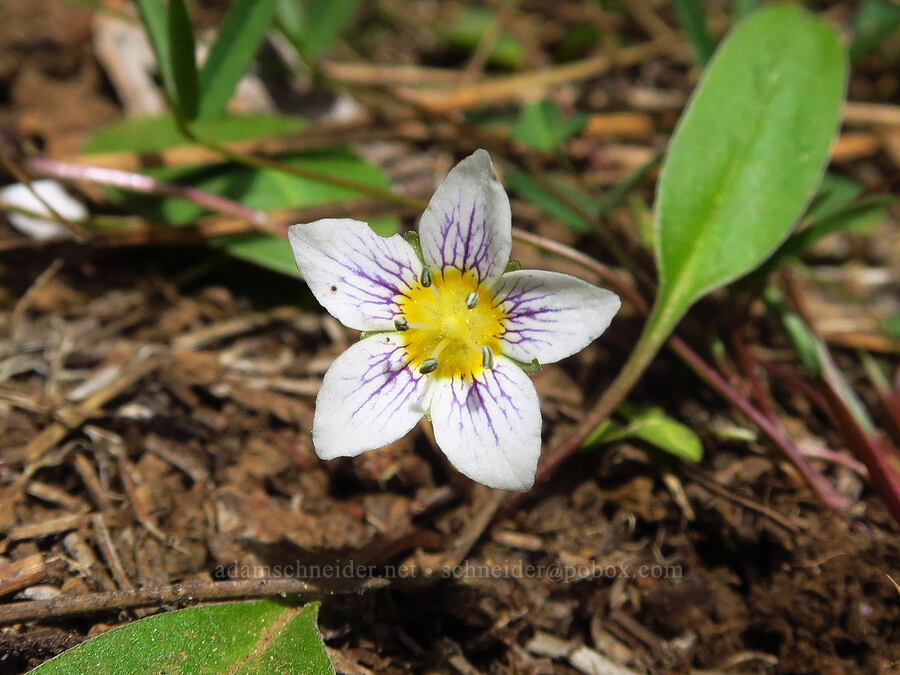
[
  {"x1": 0, "y1": 554, "x2": 48, "y2": 599},
  {"x1": 0, "y1": 577, "x2": 388, "y2": 624},
  {"x1": 24, "y1": 156, "x2": 269, "y2": 226}
]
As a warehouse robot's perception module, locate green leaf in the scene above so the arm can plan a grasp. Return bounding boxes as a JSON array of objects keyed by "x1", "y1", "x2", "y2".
[
  {"x1": 762, "y1": 285, "x2": 823, "y2": 374},
  {"x1": 116, "y1": 150, "x2": 395, "y2": 225},
  {"x1": 30, "y1": 600, "x2": 334, "y2": 675},
  {"x1": 198, "y1": 0, "x2": 279, "y2": 121},
  {"x1": 98, "y1": 148, "x2": 399, "y2": 275},
  {"x1": 435, "y1": 6, "x2": 527, "y2": 69},
  {"x1": 882, "y1": 313, "x2": 900, "y2": 339},
  {"x1": 733, "y1": 0, "x2": 760, "y2": 20},
  {"x1": 651, "y1": 5, "x2": 846, "y2": 339},
  {"x1": 278, "y1": 0, "x2": 361, "y2": 57},
  {"x1": 584, "y1": 405, "x2": 704, "y2": 462},
  {"x1": 503, "y1": 169, "x2": 597, "y2": 233},
  {"x1": 167, "y1": 0, "x2": 199, "y2": 122},
  {"x1": 82, "y1": 114, "x2": 306, "y2": 155},
  {"x1": 850, "y1": 0, "x2": 900, "y2": 60},
  {"x1": 673, "y1": 0, "x2": 715, "y2": 65},
  {"x1": 510, "y1": 99, "x2": 587, "y2": 152},
  {"x1": 133, "y1": 0, "x2": 174, "y2": 104},
  {"x1": 216, "y1": 215, "x2": 397, "y2": 276}
]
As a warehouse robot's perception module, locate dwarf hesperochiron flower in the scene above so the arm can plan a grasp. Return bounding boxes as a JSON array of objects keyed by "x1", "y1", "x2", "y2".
[{"x1": 289, "y1": 149, "x2": 620, "y2": 490}]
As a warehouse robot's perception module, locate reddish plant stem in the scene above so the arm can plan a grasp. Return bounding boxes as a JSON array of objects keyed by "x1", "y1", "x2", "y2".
[
  {"x1": 753, "y1": 357, "x2": 837, "y2": 428},
  {"x1": 821, "y1": 382, "x2": 900, "y2": 525},
  {"x1": 731, "y1": 329, "x2": 781, "y2": 426},
  {"x1": 24, "y1": 156, "x2": 271, "y2": 227}
]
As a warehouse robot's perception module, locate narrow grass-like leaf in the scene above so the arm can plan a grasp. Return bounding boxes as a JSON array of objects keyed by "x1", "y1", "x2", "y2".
[
  {"x1": 30, "y1": 600, "x2": 333, "y2": 675},
  {"x1": 198, "y1": 0, "x2": 279, "y2": 121},
  {"x1": 673, "y1": 0, "x2": 715, "y2": 65},
  {"x1": 167, "y1": 0, "x2": 199, "y2": 121},
  {"x1": 651, "y1": 5, "x2": 846, "y2": 340},
  {"x1": 133, "y1": 0, "x2": 174, "y2": 103},
  {"x1": 278, "y1": 0, "x2": 360, "y2": 57}
]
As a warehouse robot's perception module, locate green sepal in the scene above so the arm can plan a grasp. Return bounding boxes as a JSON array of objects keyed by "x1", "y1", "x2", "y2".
[
  {"x1": 504, "y1": 259, "x2": 522, "y2": 273},
  {"x1": 359, "y1": 329, "x2": 392, "y2": 340},
  {"x1": 508, "y1": 356, "x2": 541, "y2": 375},
  {"x1": 404, "y1": 231, "x2": 424, "y2": 264}
]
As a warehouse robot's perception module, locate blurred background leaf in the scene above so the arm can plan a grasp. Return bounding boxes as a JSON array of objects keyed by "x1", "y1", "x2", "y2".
[
  {"x1": 197, "y1": 0, "x2": 279, "y2": 121},
  {"x1": 510, "y1": 99, "x2": 587, "y2": 152},
  {"x1": 850, "y1": 0, "x2": 900, "y2": 60},
  {"x1": 166, "y1": 0, "x2": 199, "y2": 122}
]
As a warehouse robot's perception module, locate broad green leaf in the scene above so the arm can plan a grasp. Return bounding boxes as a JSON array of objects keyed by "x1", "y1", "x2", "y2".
[
  {"x1": 673, "y1": 0, "x2": 715, "y2": 65},
  {"x1": 98, "y1": 148, "x2": 399, "y2": 274},
  {"x1": 133, "y1": 0, "x2": 174, "y2": 104},
  {"x1": 115, "y1": 150, "x2": 395, "y2": 225},
  {"x1": 278, "y1": 0, "x2": 361, "y2": 57},
  {"x1": 435, "y1": 6, "x2": 527, "y2": 69},
  {"x1": 850, "y1": 0, "x2": 900, "y2": 60},
  {"x1": 167, "y1": 0, "x2": 199, "y2": 121},
  {"x1": 30, "y1": 600, "x2": 333, "y2": 675},
  {"x1": 198, "y1": 0, "x2": 279, "y2": 121},
  {"x1": 510, "y1": 100, "x2": 587, "y2": 152},
  {"x1": 82, "y1": 114, "x2": 305, "y2": 155},
  {"x1": 583, "y1": 405, "x2": 704, "y2": 462},
  {"x1": 652, "y1": 5, "x2": 846, "y2": 338}
]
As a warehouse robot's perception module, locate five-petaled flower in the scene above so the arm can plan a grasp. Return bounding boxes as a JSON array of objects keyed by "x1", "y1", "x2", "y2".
[{"x1": 289, "y1": 150, "x2": 620, "y2": 491}]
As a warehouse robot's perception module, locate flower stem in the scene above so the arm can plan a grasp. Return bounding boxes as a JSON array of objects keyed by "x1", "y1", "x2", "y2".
[{"x1": 531, "y1": 303, "x2": 671, "y2": 487}]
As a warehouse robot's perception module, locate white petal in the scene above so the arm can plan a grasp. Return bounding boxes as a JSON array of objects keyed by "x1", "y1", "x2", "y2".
[
  {"x1": 289, "y1": 218, "x2": 423, "y2": 331},
  {"x1": 0, "y1": 180, "x2": 87, "y2": 239},
  {"x1": 418, "y1": 149, "x2": 511, "y2": 283},
  {"x1": 313, "y1": 333, "x2": 429, "y2": 459},
  {"x1": 493, "y1": 270, "x2": 620, "y2": 364},
  {"x1": 430, "y1": 356, "x2": 541, "y2": 491}
]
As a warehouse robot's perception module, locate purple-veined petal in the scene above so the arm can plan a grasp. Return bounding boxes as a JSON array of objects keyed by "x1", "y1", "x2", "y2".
[
  {"x1": 429, "y1": 356, "x2": 541, "y2": 491},
  {"x1": 493, "y1": 270, "x2": 621, "y2": 364},
  {"x1": 418, "y1": 149, "x2": 511, "y2": 284},
  {"x1": 313, "y1": 333, "x2": 429, "y2": 459},
  {"x1": 289, "y1": 218, "x2": 422, "y2": 331}
]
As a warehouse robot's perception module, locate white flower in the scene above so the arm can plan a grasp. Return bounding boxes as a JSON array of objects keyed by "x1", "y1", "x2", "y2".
[
  {"x1": 289, "y1": 150, "x2": 620, "y2": 491},
  {"x1": 0, "y1": 179, "x2": 87, "y2": 239}
]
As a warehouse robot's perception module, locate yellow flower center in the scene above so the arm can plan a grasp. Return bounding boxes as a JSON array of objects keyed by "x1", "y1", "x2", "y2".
[{"x1": 398, "y1": 268, "x2": 505, "y2": 380}]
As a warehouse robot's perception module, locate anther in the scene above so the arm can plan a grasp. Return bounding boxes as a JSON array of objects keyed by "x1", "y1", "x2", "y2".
[
  {"x1": 420, "y1": 266, "x2": 432, "y2": 287},
  {"x1": 481, "y1": 346, "x2": 494, "y2": 369},
  {"x1": 465, "y1": 292, "x2": 479, "y2": 309},
  {"x1": 419, "y1": 358, "x2": 439, "y2": 374},
  {"x1": 394, "y1": 316, "x2": 409, "y2": 331}
]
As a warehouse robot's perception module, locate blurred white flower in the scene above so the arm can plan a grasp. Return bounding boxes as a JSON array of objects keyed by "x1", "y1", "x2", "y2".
[
  {"x1": 289, "y1": 149, "x2": 620, "y2": 490},
  {"x1": 0, "y1": 179, "x2": 87, "y2": 239}
]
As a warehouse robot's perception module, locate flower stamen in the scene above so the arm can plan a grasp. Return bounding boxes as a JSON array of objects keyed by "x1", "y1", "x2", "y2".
[
  {"x1": 465, "y1": 292, "x2": 479, "y2": 309},
  {"x1": 394, "y1": 316, "x2": 409, "y2": 331},
  {"x1": 419, "y1": 358, "x2": 439, "y2": 374},
  {"x1": 420, "y1": 266, "x2": 432, "y2": 287},
  {"x1": 482, "y1": 346, "x2": 494, "y2": 369}
]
